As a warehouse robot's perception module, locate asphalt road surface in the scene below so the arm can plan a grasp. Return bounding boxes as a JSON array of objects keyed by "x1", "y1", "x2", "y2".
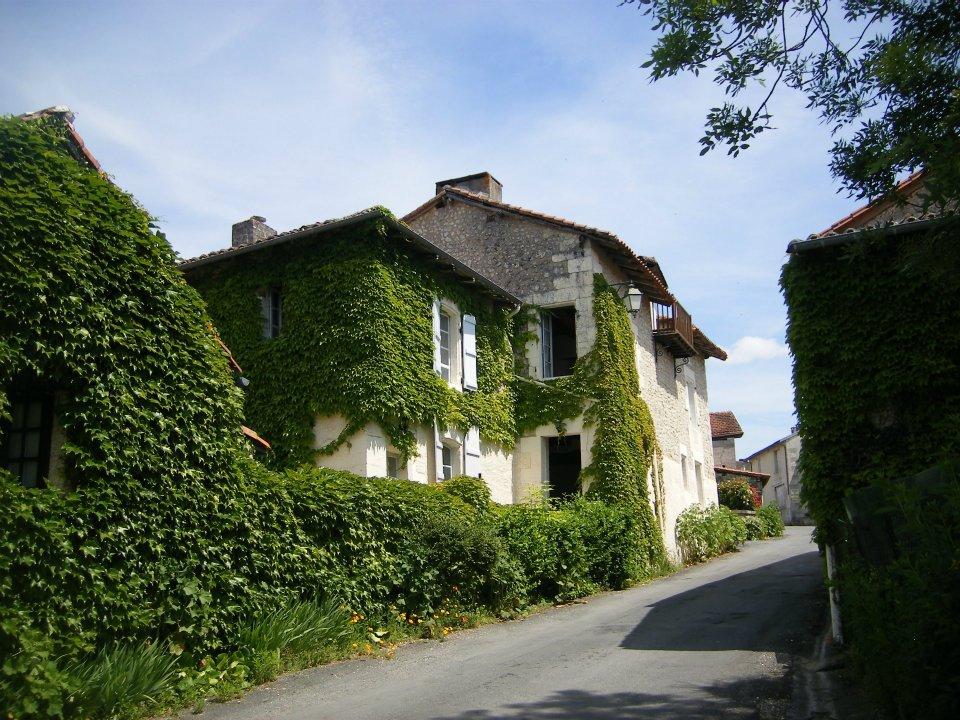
[{"x1": 195, "y1": 527, "x2": 822, "y2": 720}]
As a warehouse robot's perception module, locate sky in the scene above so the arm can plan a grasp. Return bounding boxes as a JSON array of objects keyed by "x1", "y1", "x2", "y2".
[{"x1": 0, "y1": 0, "x2": 860, "y2": 457}]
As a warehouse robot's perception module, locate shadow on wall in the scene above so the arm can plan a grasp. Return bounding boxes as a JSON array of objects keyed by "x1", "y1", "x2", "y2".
[
  {"x1": 430, "y1": 677, "x2": 791, "y2": 720},
  {"x1": 621, "y1": 551, "x2": 823, "y2": 654}
]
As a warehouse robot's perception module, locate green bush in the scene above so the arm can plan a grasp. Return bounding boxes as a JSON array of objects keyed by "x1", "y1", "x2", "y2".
[
  {"x1": 744, "y1": 515, "x2": 767, "y2": 541},
  {"x1": 717, "y1": 478, "x2": 756, "y2": 510},
  {"x1": 438, "y1": 475, "x2": 492, "y2": 515},
  {"x1": 493, "y1": 503, "x2": 593, "y2": 603},
  {"x1": 757, "y1": 504, "x2": 785, "y2": 537},
  {"x1": 675, "y1": 505, "x2": 748, "y2": 564}
]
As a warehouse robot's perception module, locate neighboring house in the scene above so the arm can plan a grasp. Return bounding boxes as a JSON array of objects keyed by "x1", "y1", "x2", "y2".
[
  {"x1": 181, "y1": 208, "x2": 523, "y2": 503},
  {"x1": 0, "y1": 108, "x2": 262, "y2": 493},
  {"x1": 743, "y1": 431, "x2": 807, "y2": 524},
  {"x1": 405, "y1": 172, "x2": 727, "y2": 549},
  {"x1": 710, "y1": 410, "x2": 744, "y2": 468},
  {"x1": 783, "y1": 167, "x2": 958, "y2": 533}
]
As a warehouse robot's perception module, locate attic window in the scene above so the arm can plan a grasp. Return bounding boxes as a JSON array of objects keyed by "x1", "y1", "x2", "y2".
[
  {"x1": 261, "y1": 288, "x2": 282, "y2": 339},
  {"x1": 1, "y1": 396, "x2": 53, "y2": 488}
]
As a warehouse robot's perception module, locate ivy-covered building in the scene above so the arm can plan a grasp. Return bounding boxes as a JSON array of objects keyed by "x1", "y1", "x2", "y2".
[
  {"x1": 181, "y1": 210, "x2": 523, "y2": 502},
  {"x1": 405, "y1": 173, "x2": 727, "y2": 553}
]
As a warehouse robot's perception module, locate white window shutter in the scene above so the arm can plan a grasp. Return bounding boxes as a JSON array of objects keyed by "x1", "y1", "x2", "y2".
[
  {"x1": 464, "y1": 427, "x2": 481, "y2": 478},
  {"x1": 462, "y1": 314, "x2": 477, "y2": 390},
  {"x1": 432, "y1": 299, "x2": 442, "y2": 374},
  {"x1": 434, "y1": 423, "x2": 445, "y2": 481}
]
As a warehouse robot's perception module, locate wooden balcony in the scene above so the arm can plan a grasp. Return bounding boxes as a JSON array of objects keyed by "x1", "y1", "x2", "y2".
[{"x1": 651, "y1": 300, "x2": 696, "y2": 358}]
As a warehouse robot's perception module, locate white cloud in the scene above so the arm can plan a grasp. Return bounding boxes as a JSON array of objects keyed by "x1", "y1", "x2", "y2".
[{"x1": 724, "y1": 336, "x2": 790, "y2": 365}]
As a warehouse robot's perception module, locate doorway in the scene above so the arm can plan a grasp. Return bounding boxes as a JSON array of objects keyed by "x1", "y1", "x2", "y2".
[{"x1": 547, "y1": 435, "x2": 581, "y2": 500}]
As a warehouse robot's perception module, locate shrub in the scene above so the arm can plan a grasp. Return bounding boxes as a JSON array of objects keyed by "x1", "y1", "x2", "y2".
[
  {"x1": 717, "y1": 478, "x2": 756, "y2": 510},
  {"x1": 744, "y1": 515, "x2": 767, "y2": 541},
  {"x1": 493, "y1": 503, "x2": 593, "y2": 603},
  {"x1": 757, "y1": 504, "x2": 785, "y2": 537},
  {"x1": 562, "y1": 497, "x2": 654, "y2": 589},
  {"x1": 64, "y1": 641, "x2": 180, "y2": 720},
  {"x1": 675, "y1": 505, "x2": 748, "y2": 564},
  {"x1": 438, "y1": 475, "x2": 492, "y2": 515}
]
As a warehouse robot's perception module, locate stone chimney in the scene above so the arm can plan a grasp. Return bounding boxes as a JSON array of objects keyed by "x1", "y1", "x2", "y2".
[
  {"x1": 435, "y1": 172, "x2": 503, "y2": 202},
  {"x1": 231, "y1": 216, "x2": 276, "y2": 248}
]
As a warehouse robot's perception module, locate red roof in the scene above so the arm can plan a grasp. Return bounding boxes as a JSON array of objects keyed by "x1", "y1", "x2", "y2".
[
  {"x1": 710, "y1": 411, "x2": 743, "y2": 440},
  {"x1": 817, "y1": 170, "x2": 927, "y2": 237},
  {"x1": 18, "y1": 106, "x2": 103, "y2": 173}
]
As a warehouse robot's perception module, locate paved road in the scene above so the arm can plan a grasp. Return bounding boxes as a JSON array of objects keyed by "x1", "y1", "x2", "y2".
[{"x1": 197, "y1": 527, "x2": 822, "y2": 720}]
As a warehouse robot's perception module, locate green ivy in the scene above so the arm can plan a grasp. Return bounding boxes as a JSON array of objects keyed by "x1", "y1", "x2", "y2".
[
  {"x1": 780, "y1": 222, "x2": 960, "y2": 541},
  {"x1": 511, "y1": 276, "x2": 667, "y2": 570},
  {"x1": 186, "y1": 214, "x2": 515, "y2": 468}
]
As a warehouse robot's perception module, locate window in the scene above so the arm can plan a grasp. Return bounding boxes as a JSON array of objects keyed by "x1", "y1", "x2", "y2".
[
  {"x1": 1, "y1": 397, "x2": 52, "y2": 488},
  {"x1": 681, "y1": 454, "x2": 690, "y2": 490},
  {"x1": 546, "y1": 435, "x2": 581, "y2": 500},
  {"x1": 441, "y1": 445, "x2": 453, "y2": 481},
  {"x1": 540, "y1": 307, "x2": 577, "y2": 378},
  {"x1": 695, "y1": 461, "x2": 704, "y2": 503},
  {"x1": 261, "y1": 288, "x2": 282, "y2": 338},
  {"x1": 438, "y1": 312, "x2": 451, "y2": 382},
  {"x1": 774, "y1": 450, "x2": 780, "y2": 473},
  {"x1": 386, "y1": 454, "x2": 400, "y2": 479}
]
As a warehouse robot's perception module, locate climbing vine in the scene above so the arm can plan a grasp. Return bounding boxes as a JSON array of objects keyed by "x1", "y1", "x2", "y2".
[
  {"x1": 187, "y1": 212, "x2": 516, "y2": 468},
  {"x1": 511, "y1": 276, "x2": 667, "y2": 567}
]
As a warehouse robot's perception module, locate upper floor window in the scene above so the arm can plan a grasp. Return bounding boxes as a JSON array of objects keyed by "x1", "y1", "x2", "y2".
[
  {"x1": 540, "y1": 307, "x2": 577, "y2": 379},
  {"x1": 1, "y1": 396, "x2": 52, "y2": 488},
  {"x1": 438, "y1": 311, "x2": 452, "y2": 382},
  {"x1": 261, "y1": 288, "x2": 282, "y2": 339}
]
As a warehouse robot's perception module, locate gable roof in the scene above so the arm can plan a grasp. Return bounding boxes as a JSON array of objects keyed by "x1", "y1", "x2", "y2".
[
  {"x1": 818, "y1": 170, "x2": 927, "y2": 237},
  {"x1": 742, "y1": 431, "x2": 799, "y2": 462},
  {"x1": 179, "y1": 207, "x2": 520, "y2": 305},
  {"x1": 18, "y1": 106, "x2": 103, "y2": 173},
  {"x1": 710, "y1": 411, "x2": 744, "y2": 440},
  {"x1": 404, "y1": 185, "x2": 727, "y2": 360}
]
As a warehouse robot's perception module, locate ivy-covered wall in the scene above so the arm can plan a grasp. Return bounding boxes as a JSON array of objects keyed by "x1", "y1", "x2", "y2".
[
  {"x1": 0, "y1": 115, "x2": 293, "y2": 684},
  {"x1": 781, "y1": 223, "x2": 960, "y2": 538},
  {"x1": 511, "y1": 275, "x2": 667, "y2": 568},
  {"x1": 185, "y1": 215, "x2": 516, "y2": 469},
  {"x1": 782, "y1": 223, "x2": 960, "y2": 719}
]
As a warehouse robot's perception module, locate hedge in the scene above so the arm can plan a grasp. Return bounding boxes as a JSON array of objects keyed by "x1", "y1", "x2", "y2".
[
  {"x1": 675, "y1": 505, "x2": 748, "y2": 564},
  {"x1": 781, "y1": 220, "x2": 960, "y2": 717}
]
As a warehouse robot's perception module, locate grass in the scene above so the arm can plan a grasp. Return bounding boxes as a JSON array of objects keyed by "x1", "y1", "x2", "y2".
[{"x1": 64, "y1": 641, "x2": 180, "y2": 720}]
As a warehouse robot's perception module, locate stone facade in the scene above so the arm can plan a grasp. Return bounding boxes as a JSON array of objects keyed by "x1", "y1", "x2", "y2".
[
  {"x1": 407, "y1": 179, "x2": 722, "y2": 557},
  {"x1": 712, "y1": 437, "x2": 738, "y2": 468},
  {"x1": 745, "y1": 433, "x2": 810, "y2": 525}
]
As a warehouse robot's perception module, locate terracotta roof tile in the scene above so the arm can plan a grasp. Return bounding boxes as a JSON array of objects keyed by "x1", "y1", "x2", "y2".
[{"x1": 710, "y1": 411, "x2": 743, "y2": 439}]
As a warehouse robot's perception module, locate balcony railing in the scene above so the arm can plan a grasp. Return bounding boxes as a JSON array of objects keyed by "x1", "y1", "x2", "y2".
[{"x1": 651, "y1": 300, "x2": 696, "y2": 358}]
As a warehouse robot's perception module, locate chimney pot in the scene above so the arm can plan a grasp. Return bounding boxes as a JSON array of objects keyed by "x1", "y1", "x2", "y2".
[
  {"x1": 232, "y1": 216, "x2": 277, "y2": 248},
  {"x1": 435, "y1": 172, "x2": 502, "y2": 202}
]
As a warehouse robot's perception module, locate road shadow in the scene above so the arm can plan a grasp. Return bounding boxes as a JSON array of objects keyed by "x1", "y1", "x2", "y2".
[
  {"x1": 430, "y1": 675, "x2": 789, "y2": 719},
  {"x1": 620, "y1": 551, "x2": 823, "y2": 654}
]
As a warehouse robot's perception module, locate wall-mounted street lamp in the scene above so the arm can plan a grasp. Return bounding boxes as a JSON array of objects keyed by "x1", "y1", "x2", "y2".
[{"x1": 611, "y1": 283, "x2": 644, "y2": 315}]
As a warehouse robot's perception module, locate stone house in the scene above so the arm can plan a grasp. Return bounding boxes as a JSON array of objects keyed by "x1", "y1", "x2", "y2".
[
  {"x1": 709, "y1": 410, "x2": 744, "y2": 469},
  {"x1": 743, "y1": 431, "x2": 807, "y2": 524},
  {"x1": 405, "y1": 173, "x2": 727, "y2": 550},
  {"x1": 180, "y1": 208, "x2": 523, "y2": 503}
]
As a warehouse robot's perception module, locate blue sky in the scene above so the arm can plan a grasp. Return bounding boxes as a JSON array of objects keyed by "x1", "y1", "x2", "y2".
[{"x1": 1, "y1": 0, "x2": 860, "y2": 456}]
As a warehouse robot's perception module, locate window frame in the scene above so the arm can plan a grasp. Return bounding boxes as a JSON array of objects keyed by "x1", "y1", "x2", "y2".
[
  {"x1": 1, "y1": 395, "x2": 53, "y2": 489},
  {"x1": 441, "y1": 444, "x2": 453, "y2": 481},
  {"x1": 438, "y1": 311, "x2": 452, "y2": 382},
  {"x1": 261, "y1": 287, "x2": 282, "y2": 339}
]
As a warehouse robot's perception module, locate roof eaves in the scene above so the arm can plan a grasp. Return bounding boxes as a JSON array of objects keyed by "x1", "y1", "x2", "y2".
[
  {"x1": 179, "y1": 207, "x2": 520, "y2": 305},
  {"x1": 787, "y1": 214, "x2": 947, "y2": 254},
  {"x1": 819, "y1": 169, "x2": 927, "y2": 236}
]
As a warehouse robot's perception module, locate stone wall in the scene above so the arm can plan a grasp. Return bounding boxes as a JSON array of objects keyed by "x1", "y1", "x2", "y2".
[
  {"x1": 409, "y1": 197, "x2": 721, "y2": 558},
  {"x1": 712, "y1": 437, "x2": 738, "y2": 467}
]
